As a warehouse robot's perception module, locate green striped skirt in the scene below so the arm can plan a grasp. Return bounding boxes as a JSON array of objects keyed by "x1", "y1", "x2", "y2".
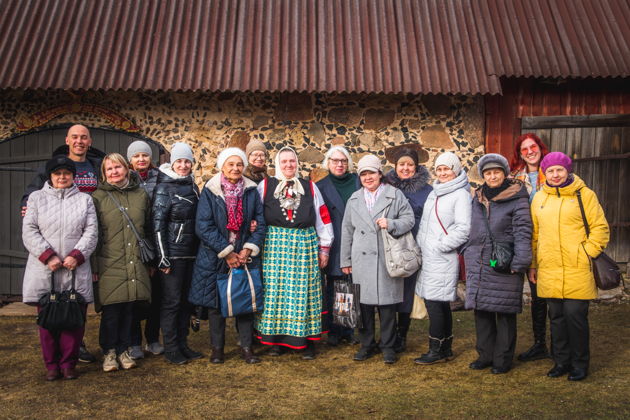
[{"x1": 256, "y1": 225, "x2": 322, "y2": 349}]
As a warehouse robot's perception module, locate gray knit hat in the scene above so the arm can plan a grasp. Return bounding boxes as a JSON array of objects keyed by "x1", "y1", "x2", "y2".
[
  {"x1": 170, "y1": 142, "x2": 194, "y2": 165},
  {"x1": 127, "y1": 140, "x2": 153, "y2": 162},
  {"x1": 477, "y1": 153, "x2": 509, "y2": 178}
]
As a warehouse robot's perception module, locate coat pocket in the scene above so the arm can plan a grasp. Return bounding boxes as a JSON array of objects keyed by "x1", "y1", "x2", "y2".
[{"x1": 577, "y1": 242, "x2": 592, "y2": 269}]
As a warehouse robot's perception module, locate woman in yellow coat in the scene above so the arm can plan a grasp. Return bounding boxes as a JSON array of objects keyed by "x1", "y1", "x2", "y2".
[{"x1": 529, "y1": 152, "x2": 609, "y2": 381}]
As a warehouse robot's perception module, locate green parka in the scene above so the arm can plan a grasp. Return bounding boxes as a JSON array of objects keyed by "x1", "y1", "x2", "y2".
[{"x1": 92, "y1": 172, "x2": 152, "y2": 308}]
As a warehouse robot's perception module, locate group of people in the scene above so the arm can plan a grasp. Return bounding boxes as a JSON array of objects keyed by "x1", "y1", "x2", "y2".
[{"x1": 21, "y1": 125, "x2": 609, "y2": 383}]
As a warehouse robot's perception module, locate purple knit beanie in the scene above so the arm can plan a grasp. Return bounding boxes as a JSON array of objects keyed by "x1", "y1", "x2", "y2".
[{"x1": 540, "y1": 152, "x2": 572, "y2": 173}]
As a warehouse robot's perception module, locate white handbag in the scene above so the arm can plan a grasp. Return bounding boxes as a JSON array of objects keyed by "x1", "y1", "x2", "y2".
[{"x1": 380, "y1": 205, "x2": 422, "y2": 278}]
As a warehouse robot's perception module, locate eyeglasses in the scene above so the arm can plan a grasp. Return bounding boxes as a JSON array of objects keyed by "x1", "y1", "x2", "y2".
[
  {"x1": 520, "y1": 144, "x2": 539, "y2": 154},
  {"x1": 250, "y1": 152, "x2": 266, "y2": 159},
  {"x1": 330, "y1": 158, "x2": 348, "y2": 166}
]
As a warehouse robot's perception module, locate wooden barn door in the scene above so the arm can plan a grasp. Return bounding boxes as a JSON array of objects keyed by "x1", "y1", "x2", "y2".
[
  {"x1": 0, "y1": 127, "x2": 162, "y2": 296},
  {"x1": 522, "y1": 115, "x2": 630, "y2": 271}
]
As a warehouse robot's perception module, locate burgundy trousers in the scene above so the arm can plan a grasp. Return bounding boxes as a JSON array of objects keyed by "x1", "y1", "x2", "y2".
[{"x1": 37, "y1": 304, "x2": 87, "y2": 371}]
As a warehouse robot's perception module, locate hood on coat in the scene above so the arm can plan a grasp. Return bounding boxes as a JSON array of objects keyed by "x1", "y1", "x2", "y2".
[
  {"x1": 541, "y1": 174, "x2": 586, "y2": 198},
  {"x1": 97, "y1": 170, "x2": 141, "y2": 191},
  {"x1": 433, "y1": 169, "x2": 470, "y2": 197},
  {"x1": 52, "y1": 144, "x2": 106, "y2": 160},
  {"x1": 42, "y1": 180, "x2": 82, "y2": 199},
  {"x1": 383, "y1": 165, "x2": 431, "y2": 193},
  {"x1": 158, "y1": 162, "x2": 196, "y2": 183},
  {"x1": 474, "y1": 179, "x2": 528, "y2": 208},
  {"x1": 204, "y1": 172, "x2": 258, "y2": 199}
]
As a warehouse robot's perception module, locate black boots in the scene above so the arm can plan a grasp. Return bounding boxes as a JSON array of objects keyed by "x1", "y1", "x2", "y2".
[
  {"x1": 519, "y1": 290, "x2": 550, "y2": 362},
  {"x1": 518, "y1": 341, "x2": 550, "y2": 362},
  {"x1": 441, "y1": 335, "x2": 454, "y2": 360},
  {"x1": 302, "y1": 341, "x2": 316, "y2": 360},
  {"x1": 394, "y1": 313, "x2": 411, "y2": 353},
  {"x1": 414, "y1": 336, "x2": 447, "y2": 365}
]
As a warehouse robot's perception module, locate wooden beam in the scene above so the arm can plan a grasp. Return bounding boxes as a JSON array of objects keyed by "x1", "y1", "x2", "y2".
[{"x1": 522, "y1": 114, "x2": 630, "y2": 129}]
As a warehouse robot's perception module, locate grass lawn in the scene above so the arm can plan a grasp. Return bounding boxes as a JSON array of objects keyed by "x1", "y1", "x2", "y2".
[{"x1": 0, "y1": 302, "x2": 628, "y2": 419}]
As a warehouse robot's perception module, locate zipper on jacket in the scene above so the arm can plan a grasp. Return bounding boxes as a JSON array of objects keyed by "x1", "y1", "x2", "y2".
[
  {"x1": 175, "y1": 224, "x2": 184, "y2": 243},
  {"x1": 175, "y1": 194, "x2": 193, "y2": 204}
]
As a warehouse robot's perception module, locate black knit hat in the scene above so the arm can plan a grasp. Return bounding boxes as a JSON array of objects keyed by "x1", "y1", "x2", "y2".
[
  {"x1": 46, "y1": 155, "x2": 76, "y2": 180},
  {"x1": 394, "y1": 147, "x2": 419, "y2": 167}
]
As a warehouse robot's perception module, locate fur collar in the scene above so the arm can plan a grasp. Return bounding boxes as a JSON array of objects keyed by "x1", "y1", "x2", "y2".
[{"x1": 383, "y1": 165, "x2": 431, "y2": 193}]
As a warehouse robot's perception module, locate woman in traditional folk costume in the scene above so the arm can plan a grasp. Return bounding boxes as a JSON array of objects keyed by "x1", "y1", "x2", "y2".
[{"x1": 256, "y1": 147, "x2": 333, "y2": 359}]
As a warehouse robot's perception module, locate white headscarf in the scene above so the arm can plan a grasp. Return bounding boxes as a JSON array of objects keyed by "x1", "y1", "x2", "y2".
[{"x1": 273, "y1": 147, "x2": 305, "y2": 197}]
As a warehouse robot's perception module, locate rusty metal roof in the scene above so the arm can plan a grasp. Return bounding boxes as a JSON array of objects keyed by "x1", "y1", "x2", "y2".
[{"x1": 0, "y1": 0, "x2": 628, "y2": 95}]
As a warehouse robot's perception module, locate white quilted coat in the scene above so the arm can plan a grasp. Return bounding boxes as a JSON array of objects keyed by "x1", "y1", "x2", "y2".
[
  {"x1": 22, "y1": 182, "x2": 98, "y2": 303},
  {"x1": 415, "y1": 171, "x2": 471, "y2": 301}
]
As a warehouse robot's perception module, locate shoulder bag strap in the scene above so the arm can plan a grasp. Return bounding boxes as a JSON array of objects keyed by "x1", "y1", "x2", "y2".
[
  {"x1": 479, "y1": 202, "x2": 495, "y2": 242},
  {"x1": 575, "y1": 189, "x2": 590, "y2": 238},
  {"x1": 435, "y1": 196, "x2": 448, "y2": 235},
  {"x1": 49, "y1": 270, "x2": 55, "y2": 293},
  {"x1": 106, "y1": 190, "x2": 144, "y2": 243}
]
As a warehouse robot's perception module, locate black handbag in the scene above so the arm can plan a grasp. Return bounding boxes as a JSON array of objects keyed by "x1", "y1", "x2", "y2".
[
  {"x1": 37, "y1": 270, "x2": 86, "y2": 331},
  {"x1": 332, "y1": 275, "x2": 363, "y2": 329},
  {"x1": 106, "y1": 191, "x2": 155, "y2": 264},
  {"x1": 480, "y1": 203, "x2": 514, "y2": 274},
  {"x1": 576, "y1": 190, "x2": 623, "y2": 290}
]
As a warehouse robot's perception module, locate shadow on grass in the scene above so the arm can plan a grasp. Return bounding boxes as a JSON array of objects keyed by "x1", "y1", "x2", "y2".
[{"x1": 0, "y1": 302, "x2": 629, "y2": 419}]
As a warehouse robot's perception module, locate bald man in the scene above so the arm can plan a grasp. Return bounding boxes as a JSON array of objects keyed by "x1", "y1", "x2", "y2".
[
  {"x1": 21, "y1": 125, "x2": 106, "y2": 209},
  {"x1": 21, "y1": 124, "x2": 106, "y2": 364}
]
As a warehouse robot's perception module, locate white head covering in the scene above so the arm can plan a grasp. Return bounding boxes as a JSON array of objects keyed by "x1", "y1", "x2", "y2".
[
  {"x1": 357, "y1": 154, "x2": 382, "y2": 175},
  {"x1": 434, "y1": 152, "x2": 462, "y2": 176},
  {"x1": 273, "y1": 147, "x2": 304, "y2": 196},
  {"x1": 322, "y1": 146, "x2": 354, "y2": 172},
  {"x1": 216, "y1": 147, "x2": 248, "y2": 170}
]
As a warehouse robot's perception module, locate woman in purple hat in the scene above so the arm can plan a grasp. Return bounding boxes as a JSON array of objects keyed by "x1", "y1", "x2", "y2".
[{"x1": 530, "y1": 152, "x2": 609, "y2": 381}]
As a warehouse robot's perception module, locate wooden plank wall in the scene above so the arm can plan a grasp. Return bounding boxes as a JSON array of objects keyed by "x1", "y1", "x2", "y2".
[{"x1": 485, "y1": 78, "x2": 630, "y2": 156}]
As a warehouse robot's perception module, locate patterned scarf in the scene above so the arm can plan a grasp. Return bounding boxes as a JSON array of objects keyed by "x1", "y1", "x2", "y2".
[
  {"x1": 363, "y1": 184, "x2": 384, "y2": 214},
  {"x1": 221, "y1": 174, "x2": 245, "y2": 234}
]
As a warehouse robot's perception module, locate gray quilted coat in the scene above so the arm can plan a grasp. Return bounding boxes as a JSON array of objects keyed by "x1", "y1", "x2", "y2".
[
  {"x1": 340, "y1": 184, "x2": 415, "y2": 305},
  {"x1": 463, "y1": 181, "x2": 532, "y2": 314},
  {"x1": 416, "y1": 170, "x2": 471, "y2": 301},
  {"x1": 22, "y1": 182, "x2": 98, "y2": 303}
]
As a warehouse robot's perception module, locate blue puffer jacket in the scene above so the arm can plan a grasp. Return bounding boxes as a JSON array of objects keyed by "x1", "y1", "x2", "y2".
[{"x1": 188, "y1": 174, "x2": 266, "y2": 309}]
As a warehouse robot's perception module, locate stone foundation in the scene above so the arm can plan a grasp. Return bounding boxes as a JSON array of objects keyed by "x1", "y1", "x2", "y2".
[{"x1": 0, "y1": 89, "x2": 485, "y2": 183}]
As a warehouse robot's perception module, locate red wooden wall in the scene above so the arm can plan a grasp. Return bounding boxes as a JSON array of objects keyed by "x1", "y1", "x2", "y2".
[{"x1": 485, "y1": 78, "x2": 630, "y2": 157}]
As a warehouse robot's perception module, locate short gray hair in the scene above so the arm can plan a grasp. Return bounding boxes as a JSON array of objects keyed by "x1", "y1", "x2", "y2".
[{"x1": 322, "y1": 146, "x2": 354, "y2": 172}]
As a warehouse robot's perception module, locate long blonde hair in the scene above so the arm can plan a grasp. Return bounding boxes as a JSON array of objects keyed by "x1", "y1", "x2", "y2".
[{"x1": 101, "y1": 153, "x2": 130, "y2": 183}]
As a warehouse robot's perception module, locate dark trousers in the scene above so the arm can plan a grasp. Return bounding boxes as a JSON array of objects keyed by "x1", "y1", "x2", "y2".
[
  {"x1": 37, "y1": 304, "x2": 86, "y2": 370},
  {"x1": 99, "y1": 302, "x2": 134, "y2": 354},
  {"x1": 131, "y1": 272, "x2": 162, "y2": 346},
  {"x1": 528, "y1": 280, "x2": 548, "y2": 343},
  {"x1": 474, "y1": 310, "x2": 517, "y2": 370},
  {"x1": 425, "y1": 300, "x2": 453, "y2": 339},
  {"x1": 324, "y1": 275, "x2": 354, "y2": 338},
  {"x1": 358, "y1": 303, "x2": 396, "y2": 354},
  {"x1": 160, "y1": 259, "x2": 194, "y2": 352},
  {"x1": 208, "y1": 308, "x2": 254, "y2": 348},
  {"x1": 547, "y1": 298, "x2": 590, "y2": 369}
]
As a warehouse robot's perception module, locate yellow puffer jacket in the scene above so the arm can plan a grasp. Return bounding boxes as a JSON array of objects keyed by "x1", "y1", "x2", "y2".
[{"x1": 531, "y1": 175, "x2": 609, "y2": 300}]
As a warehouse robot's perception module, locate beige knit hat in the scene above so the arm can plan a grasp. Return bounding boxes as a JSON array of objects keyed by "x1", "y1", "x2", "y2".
[
  {"x1": 245, "y1": 139, "x2": 268, "y2": 157},
  {"x1": 357, "y1": 154, "x2": 382, "y2": 174}
]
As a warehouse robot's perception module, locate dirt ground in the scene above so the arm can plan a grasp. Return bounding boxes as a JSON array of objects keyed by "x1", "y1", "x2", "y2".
[{"x1": 0, "y1": 303, "x2": 629, "y2": 420}]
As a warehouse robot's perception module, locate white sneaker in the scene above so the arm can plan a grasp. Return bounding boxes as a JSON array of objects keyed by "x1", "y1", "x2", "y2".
[
  {"x1": 102, "y1": 349, "x2": 119, "y2": 372},
  {"x1": 145, "y1": 342, "x2": 165, "y2": 355},
  {"x1": 118, "y1": 350, "x2": 137, "y2": 370}
]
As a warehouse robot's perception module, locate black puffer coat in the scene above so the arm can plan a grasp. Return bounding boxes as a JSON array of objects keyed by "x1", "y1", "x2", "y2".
[
  {"x1": 136, "y1": 167, "x2": 160, "y2": 200},
  {"x1": 463, "y1": 180, "x2": 532, "y2": 314},
  {"x1": 152, "y1": 164, "x2": 199, "y2": 268}
]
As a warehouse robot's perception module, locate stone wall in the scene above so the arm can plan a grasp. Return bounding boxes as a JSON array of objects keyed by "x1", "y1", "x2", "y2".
[{"x1": 0, "y1": 89, "x2": 485, "y2": 183}]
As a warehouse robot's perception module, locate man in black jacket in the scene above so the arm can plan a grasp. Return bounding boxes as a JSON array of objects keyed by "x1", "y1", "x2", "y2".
[{"x1": 21, "y1": 124, "x2": 106, "y2": 363}]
